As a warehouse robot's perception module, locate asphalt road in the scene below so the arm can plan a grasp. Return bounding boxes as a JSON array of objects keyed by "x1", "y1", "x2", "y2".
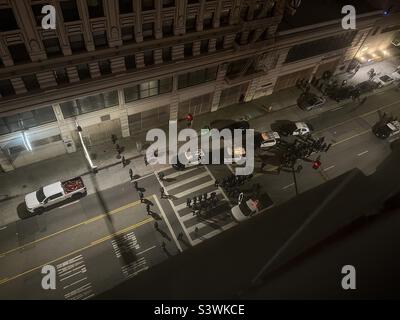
[{"x1": 1, "y1": 86, "x2": 399, "y2": 299}]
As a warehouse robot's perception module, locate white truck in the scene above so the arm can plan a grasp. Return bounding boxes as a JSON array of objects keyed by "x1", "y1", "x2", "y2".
[{"x1": 25, "y1": 177, "x2": 86, "y2": 214}]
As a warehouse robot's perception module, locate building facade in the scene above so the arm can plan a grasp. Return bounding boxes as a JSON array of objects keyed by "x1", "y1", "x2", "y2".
[{"x1": 0, "y1": 0, "x2": 399, "y2": 171}]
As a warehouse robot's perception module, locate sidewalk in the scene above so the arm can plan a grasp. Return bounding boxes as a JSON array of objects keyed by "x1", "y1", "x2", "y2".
[{"x1": 0, "y1": 59, "x2": 398, "y2": 226}]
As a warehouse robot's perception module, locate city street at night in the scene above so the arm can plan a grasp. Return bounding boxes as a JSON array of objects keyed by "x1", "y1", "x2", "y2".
[{"x1": 1, "y1": 0, "x2": 400, "y2": 306}]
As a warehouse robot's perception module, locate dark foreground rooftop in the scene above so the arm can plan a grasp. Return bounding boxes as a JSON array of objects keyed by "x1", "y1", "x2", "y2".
[{"x1": 98, "y1": 140, "x2": 400, "y2": 299}]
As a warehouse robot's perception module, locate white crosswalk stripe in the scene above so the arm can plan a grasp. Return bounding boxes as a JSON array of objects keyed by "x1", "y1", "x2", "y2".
[{"x1": 157, "y1": 166, "x2": 237, "y2": 245}]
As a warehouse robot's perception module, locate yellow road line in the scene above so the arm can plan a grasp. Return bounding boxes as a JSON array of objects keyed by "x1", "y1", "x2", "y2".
[
  {"x1": 0, "y1": 197, "x2": 152, "y2": 258},
  {"x1": 0, "y1": 217, "x2": 153, "y2": 287}
]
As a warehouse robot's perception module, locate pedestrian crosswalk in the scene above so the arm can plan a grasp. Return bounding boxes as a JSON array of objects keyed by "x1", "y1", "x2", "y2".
[{"x1": 157, "y1": 166, "x2": 237, "y2": 246}]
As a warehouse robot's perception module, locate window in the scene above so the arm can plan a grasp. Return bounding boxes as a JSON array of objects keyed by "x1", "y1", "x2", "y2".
[
  {"x1": 22, "y1": 75, "x2": 40, "y2": 92},
  {"x1": 200, "y1": 39, "x2": 209, "y2": 53},
  {"x1": 54, "y1": 68, "x2": 69, "y2": 85},
  {"x1": 184, "y1": 43, "x2": 193, "y2": 57},
  {"x1": 99, "y1": 60, "x2": 112, "y2": 75},
  {"x1": 60, "y1": 91, "x2": 118, "y2": 118},
  {"x1": 8, "y1": 44, "x2": 31, "y2": 64},
  {"x1": 121, "y1": 26, "x2": 134, "y2": 44},
  {"x1": 125, "y1": 55, "x2": 136, "y2": 70},
  {"x1": 162, "y1": 47, "x2": 172, "y2": 62},
  {"x1": 0, "y1": 8, "x2": 18, "y2": 31},
  {"x1": 240, "y1": 6, "x2": 249, "y2": 21},
  {"x1": 69, "y1": 34, "x2": 86, "y2": 53},
  {"x1": 0, "y1": 79, "x2": 15, "y2": 97},
  {"x1": 0, "y1": 106, "x2": 56, "y2": 135},
  {"x1": 144, "y1": 50, "x2": 154, "y2": 66},
  {"x1": 285, "y1": 31, "x2": 357, "y2": 63},
  {"x1": 142, "y1": 0, "x2": 154, "y2": 11},
  {"x1": 87, "y1": 0, "x2": 104, "y2": 18},
  {"x1": 77, "y1": 64, "x2": 91, "y2": 80},
  {"x1": 220, "y1": 10, "x2": 230, "y2": 26},
  {"x1": 119, "y1": 0, "x2": 133, "y2": 14},
  {"x1": 123, "y1": 78, "x2": 173, "y2": 103},
  {"x1": 32, "y1": 4, "x2": 45, "y2": 27},
  {"x1": 203, "y1": 13, "x2": 213, "y2": 29},
  {"x1": 186, "y1": 16, "x2": 196, "y2": 32},
  {"x1": 93, "y1": 31, "x2": 108, "y2": 48},
  {"x1": 162, "y1": 19, "x2": 174, "y2": 37},
  {"x1": 162, "y1": 0, "x2": 175, "y2": 7},
  {"x1": 216, "y1": 36, "x2": 224, "y2": 50},
  {"x1": 31, "y1": 135, "x2": 62, "y2": 148},
  {"x1": 142, "y1": 22, "x2": 154, "y2": 40},
  {"x1": 178, "y1": 67, "x2": 218, "y2": 89},
  {"x1": 60, "y1": 0, "x2": 80, "y2": 22},
  {"x1": 43, "y1": 38, "x2": 63, "y2": 58}
]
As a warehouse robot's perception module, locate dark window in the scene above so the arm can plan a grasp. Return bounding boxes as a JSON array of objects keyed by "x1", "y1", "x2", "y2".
[
  {"x1": 220, "y1": 10, "x2": 230, "y2": 26},
  {"x1": 142, "y1": 0, "x2": 154, "y2": 11},
  {"x1": 162, "y1": 0, "x2": 175, "y2": 7},
  {"x1": 87, "y1": 0, "x2": 104, "y2": 18},
  {"x1": 60, "y1": 91, "x2": 118, "y2": 118},
  {"x1": 240, "y1": 6, "x2": 249, "y2": 21},
  {"x1": 188, "y1": 0, "x2": 198, "y2": 4},
  {"x1": 184, "y1": 43, "x2": 193, "y2": 57},
  {"x1": 43, "y1": 38, "x2": 63, "y2": 58},
  {"x1": 93, "y1": 31, "x2": 108, "y2": 48},
  {"x1": 119, "y1": 0, "x2": 133, "y2": 14},
  {"x1": 144, "y1": 50, "x2": 154, "y2": 66},
  {"x1": 60, "y1": 0, "x2": 80, "y2": 22},
  {"x1": 32, "y1": 4, "x2": 46, "y2": 27},
  {"x1": 142, "y1": 22, "x2": 154, "y2": 40},
  {"x1": 22, "y1": 75, "x2": 40, "y2": 92},
  {"x1": 216, "y1": 36, "x2": 224, "y2": 50},
  {"x1": 8, "y1": 44, "x2": 31, "y2": 64},
  {"x1": 162, "y1": 19, "x2": 174, "y2": 37},
  {"x1": 54, "y1": 68, "x2": 69, "y2": 85},
  {"x1": 77, "y1": 64, "x2": 91, "y2": 80},
  {"x1": 0, "y1": 106, "x2": 56, "y2": 134},
  {"x1": 203, "y1": 13, "x2": 213, "y2": 29},
  {"x1": 200, "y1": 39, "x2": 209, "y2": 53},
  {"x1": 125, "y1": 55, "x2": 136, "y2": 70},
  {"x1": 0, "y1": 79, "x2": 15, "y2": 97},
  {"x1": 124, "y1": 78, "x2": 172, "y2": 103},
  {"x1": 285, "y1": 31, "x2": 357, "y2": 63},
  {"x1": 162, "y1": 47, "x2": 172, "y2": 62},
  {"x1": 0, "y1": 8, "x2": 18, "y2": 31},
  {"x1": 121, "y1": 26, "x2": 135, "y2": 44},
  {"x1": 186, "y1": 16, "x2": 196, "y2": 32},
  {"x1": 69, "y1": 34, "x2": 86, "y2": 53},
  {"x1": 99, "y1": 60, "x2": 112, "y2": 75},
  {"x1": 178, "y1": 67, "x2": 218, "y2": 89}
]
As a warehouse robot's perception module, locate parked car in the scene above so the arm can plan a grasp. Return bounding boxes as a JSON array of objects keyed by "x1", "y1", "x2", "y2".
[
  {"x1": 354, "y1": 80, "x2": 379, "y2": 94},
  {"x1": 231, "y1": 194, "x2": 274, "y2": 222},
  {"x1": 25, "y1": 177, "x2": 86, "y2": 214},
  {"x1": 373, "y1": 74, "x2": 395, "y2": 88},
  {"x1": 277, "y1": 121, "x2": 313, "y2": 136},
  {"x1": 297, "y1": 92, "x2": 326, "y2": 111},
  {"x1": 327, "y1": 85, "x2": 356, "y2": 102},
  {"x1": 255, "y1": 131, "x2": 281, "y2": 149},
  {"x1": 172, "y1": 149, "x2": 205, "y2": 170}
]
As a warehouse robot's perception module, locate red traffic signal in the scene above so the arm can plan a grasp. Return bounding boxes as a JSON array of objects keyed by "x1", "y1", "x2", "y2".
[
  {"x1": 185, "y1": 113, "x2": 193, "y2": 122},
  {"x1": 312, "y1": 160, "x2": 321, "y2": 170}
]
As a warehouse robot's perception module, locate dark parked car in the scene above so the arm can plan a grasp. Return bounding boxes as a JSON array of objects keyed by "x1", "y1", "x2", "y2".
[
  {"x1": 297, "y1": 92, "x2": 326, "y2": 111},
  {"x1": 327, "y1": 85, "x2": 356, "y2": 102},
  {"x1": 355, "y1": 80, "x2": 379, "y2": 94}
]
